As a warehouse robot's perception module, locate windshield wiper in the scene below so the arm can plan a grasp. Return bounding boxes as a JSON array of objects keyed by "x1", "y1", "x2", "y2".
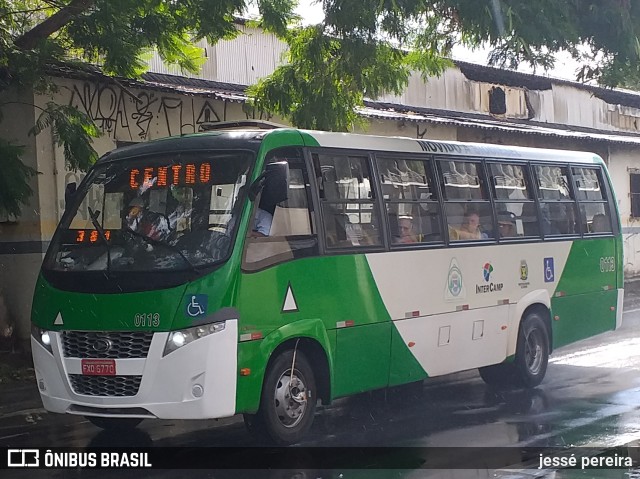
[
  {"x1": 88, "y1": 207, "x2": 111, "y2": 278},
  {"x1": 123, "y1": 227, "x2": 199, "y2": 275}
]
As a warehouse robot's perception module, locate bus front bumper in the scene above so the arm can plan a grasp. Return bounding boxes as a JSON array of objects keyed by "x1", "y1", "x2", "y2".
[{"x1": 31, "y1": 320, "x2": 238, "y2": 420}]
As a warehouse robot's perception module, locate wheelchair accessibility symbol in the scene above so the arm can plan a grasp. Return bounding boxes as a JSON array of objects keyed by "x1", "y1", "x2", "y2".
[
  {"x1": 186, "y1": 294, "x2": 208, "y2": 318},
  {"x1": 544, "y1": 257, "x2": 555, "y2": 283}
]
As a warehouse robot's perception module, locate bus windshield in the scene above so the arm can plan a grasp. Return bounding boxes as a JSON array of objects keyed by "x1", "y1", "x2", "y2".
[{"x1": 44, "y1": 151, "x2": 253, "y2": 275}]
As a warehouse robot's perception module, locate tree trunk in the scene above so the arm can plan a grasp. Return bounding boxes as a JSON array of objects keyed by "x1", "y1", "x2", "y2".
[{"x1": 14, "y1": 0, "x2": 96, "y2": 50}]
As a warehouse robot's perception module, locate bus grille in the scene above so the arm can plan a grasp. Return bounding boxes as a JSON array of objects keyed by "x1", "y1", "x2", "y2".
[
  {"x1": 69, "y1": 375, "x2": 142, "y2": 397},
  {"x1": 62, "y1": 331, "x2": 153, "y2": 359}
]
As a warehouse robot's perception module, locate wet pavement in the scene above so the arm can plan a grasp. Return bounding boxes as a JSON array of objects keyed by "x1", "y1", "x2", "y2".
[{"x1": 2, "y1": 280, "x2": 640, "y2": 478}]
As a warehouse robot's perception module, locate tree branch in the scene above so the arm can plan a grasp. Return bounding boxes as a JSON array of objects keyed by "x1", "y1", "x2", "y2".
[{"x1": 14, "y1": 0, "x2": 96, "y2": 50}]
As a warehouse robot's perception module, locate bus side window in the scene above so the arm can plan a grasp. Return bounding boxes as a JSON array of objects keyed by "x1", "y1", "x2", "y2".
[
  {"x1": 535, "y1": 165, "x2": 579, "y2": 237},
  {"x1": 440, "y1": 159, "x2": 493, "y2": 242},
  {"x1": 376, "y1": 156, "x2": 442, "y2": 246},
  {"x1": 573, "y1": 167, "x2": 613, "y2": 235},
  {"x1": 488, "y1": 162, "x2": 540, "y2": 239},
  {"x1": 243, "y1": 149, "x2": 319, "y2": 270},
  {"x1": 314, "y1": 153, "x2": 382, "y2": 249}
]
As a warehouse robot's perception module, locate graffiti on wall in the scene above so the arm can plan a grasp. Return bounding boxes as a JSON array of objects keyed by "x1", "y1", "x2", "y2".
[{"x1": 68, "y1": 81, "x2": 230, "y2": 140}]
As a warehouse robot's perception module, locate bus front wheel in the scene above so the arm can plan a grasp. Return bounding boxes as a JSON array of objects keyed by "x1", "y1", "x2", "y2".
[
  {"x1": 479, "y1": 311, "x2": 549, "y2": 389},
  {"x1": 253, "y1": 349, "x2": 316, "y2": 445}
]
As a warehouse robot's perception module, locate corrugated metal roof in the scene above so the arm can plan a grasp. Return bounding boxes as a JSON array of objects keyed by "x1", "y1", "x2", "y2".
[
  {"x1": 48, "y1": 64, "x2": 640, "y2": 146},
  {"x1": 140, "y1": 72, "x2": 247, "y2": 102},
  {"x1": 358, "y1": 105, "x2": 640, "y2": 146},
  {"x1": 48, "y1": 65, "x2": 248, "y2": 103},
  {"x1": 454, "y1": 59, "x2": 640, "y2": 110}
]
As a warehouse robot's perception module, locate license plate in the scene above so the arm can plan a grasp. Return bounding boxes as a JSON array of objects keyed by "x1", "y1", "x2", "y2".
[{"x1": 81, "y1": 359, "x2": 116, "y2": 376}]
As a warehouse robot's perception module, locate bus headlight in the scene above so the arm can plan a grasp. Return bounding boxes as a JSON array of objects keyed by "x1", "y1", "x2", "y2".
[
  {"x1": 163, "y1": 321, "x2": 226, "y2": 356},
  {"x1": 31, "y1": 325, "x2": 53, "y2": 355}
]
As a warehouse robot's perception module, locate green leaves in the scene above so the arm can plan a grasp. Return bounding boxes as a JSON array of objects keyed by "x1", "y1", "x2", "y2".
[
  {"x1": 0, "y1": 139, "x2": 38, "y2": 219},
  {"x1": 30, "y1": 102, "x2": 100, "y2": 172},
  {"x1": 249, "y1": 26, "x2": 412, "y2": 131}
]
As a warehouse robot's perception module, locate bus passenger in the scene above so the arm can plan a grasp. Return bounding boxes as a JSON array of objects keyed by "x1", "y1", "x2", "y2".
[
  {"x1": 458, "y1": 210, "x2": 486, "y2": 240},
  {"x1": 251, "y1": 207, "x2": 273, "y2": 237},
  {"x1": 396, "y1": 216, "x2": 418, "y2": 243},
  {"x1": 251, "y1": 193, "x2": 278, "y2": 237},
  {"x1": 497, "y1": 211, "x2": 517, "y2": 238}
]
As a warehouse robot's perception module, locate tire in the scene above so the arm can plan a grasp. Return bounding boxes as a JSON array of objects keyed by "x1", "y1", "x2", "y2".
[
  {"x1": 254, "y1": 349, "x2": 316, "y2": 445},
  {"x1": 479, "y1": 310, "x2": 549, "y2": 389},
  {"x1": 478, "y1": 362, "x2": 514, "y2": 388},
  {"x1": 513, "y1": 312, "x2": 549, "y2": 388},
  {"x1": 86, "y1": 416, "x2": 143, "y2": 431}
]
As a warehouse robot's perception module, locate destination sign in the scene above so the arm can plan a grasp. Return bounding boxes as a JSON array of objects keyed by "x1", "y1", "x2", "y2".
[{"x1": 129, "y1": 163, "x2": 211, "y2": 189}]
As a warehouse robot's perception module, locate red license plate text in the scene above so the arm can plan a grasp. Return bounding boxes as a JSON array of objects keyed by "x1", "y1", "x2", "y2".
[{"x1": 81, "y1": 359, "x2": 116, "y2": 376}]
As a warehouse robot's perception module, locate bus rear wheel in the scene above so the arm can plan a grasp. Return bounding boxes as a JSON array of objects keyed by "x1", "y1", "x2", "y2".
[
  {"x1": 479, "y1": 311, "x2": 549, "y2": 389},
  {"x1": 513, "y1": 312, "x2": 549, "y2": 388},
  {"x1": 253, "y1": 349, "x2": 316, "y2": 445},
  {"x1": 86, "y1": 416, "x2": 143, "y2": 431}
]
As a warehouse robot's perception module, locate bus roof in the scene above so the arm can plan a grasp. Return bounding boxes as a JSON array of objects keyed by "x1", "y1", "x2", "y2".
[
  {"x1": 98, "y1": 127, "x2": 604, "y2": 166},
  {"x1": 298, "y1": 130, "x2": 604, "y2": 165}
]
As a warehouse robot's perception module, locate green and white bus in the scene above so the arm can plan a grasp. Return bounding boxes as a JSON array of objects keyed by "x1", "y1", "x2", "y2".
[{"x1": 31, "y1": 124, "x2": 623, "y2": 444}]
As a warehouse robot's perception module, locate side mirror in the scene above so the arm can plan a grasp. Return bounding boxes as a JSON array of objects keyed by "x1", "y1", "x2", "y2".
[
  {"x1": 64, "y1": 182, "x2": 77, "y2": 211},
  {"x1": 249, "y1": 161, "x2": 289, "y2": 205}
]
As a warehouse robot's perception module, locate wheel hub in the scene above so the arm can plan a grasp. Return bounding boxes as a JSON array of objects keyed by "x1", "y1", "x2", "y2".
[
  {"x1": 525, "y1": 329, "x2": 543, "y2": 375},
  {"x1": 274, "y1": 371, "x2": 307, "y2": 428}
]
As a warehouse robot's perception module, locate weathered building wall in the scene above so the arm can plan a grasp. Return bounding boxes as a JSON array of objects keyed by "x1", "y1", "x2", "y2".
[
  {"x1": 148, "y1": 25, "x2": 289, "y2": 86},
  {"x1": 0, "y1": 88, "x2": 41, "y2": 342}
]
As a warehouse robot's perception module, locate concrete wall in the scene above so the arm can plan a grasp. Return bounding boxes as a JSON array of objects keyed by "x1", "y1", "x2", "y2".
[
  {"x1": 0, "y1": 88, "x2": 40, "y2": 344},
  {"x1": 606, "y1": 147, "x2": 640, "y2": 278}
]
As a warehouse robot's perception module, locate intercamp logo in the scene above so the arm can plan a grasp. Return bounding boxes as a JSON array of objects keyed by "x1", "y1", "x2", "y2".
[{"x1": 7, "y1": 449, "x2": 40, "y2": 467}]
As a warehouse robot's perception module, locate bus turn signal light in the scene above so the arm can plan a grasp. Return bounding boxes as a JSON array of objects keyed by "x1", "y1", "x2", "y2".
[{"x1": 240, "y1": 368, "x2": 251, "y2": 376}]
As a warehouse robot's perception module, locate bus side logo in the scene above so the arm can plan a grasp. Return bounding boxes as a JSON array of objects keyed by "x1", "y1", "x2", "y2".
[
  {"x1": 520, "y1": 260, "x2": 528, "y2": 281},
  {"x1": 445, "y1": 258, "x2": 466, "y2": 301}
]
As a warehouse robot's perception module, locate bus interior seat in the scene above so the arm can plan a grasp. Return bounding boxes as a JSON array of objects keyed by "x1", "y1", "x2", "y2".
[
  {"x1": 332, "y1": 213, "x2": 357, "y2": 247},
  {"x1": 388, "y1": 212, "x2": 400, "y2": 241},
  {"x1": 520, "y1": 203, "x2": 539, "y2": 237},
  {"x1": 419, "y1": 213, "x2": 442, "y2": 242},
  {"x1": 591, "y1": 213, "x2": 610, "y2": 232},
  {"x1": 360, "y1": 222, "x2": 380, "y2": 245},
  {"x1": 446, "y1": 203, "x2": 465, "y2": 238}
]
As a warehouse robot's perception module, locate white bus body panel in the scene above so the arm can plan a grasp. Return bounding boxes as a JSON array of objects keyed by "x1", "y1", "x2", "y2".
[
  {"x1": 32, "y1": 320, "x2": 238, "y2": 420},
  {"x1": 366, "y1": 242, "x2": 572, "y2": 376}
]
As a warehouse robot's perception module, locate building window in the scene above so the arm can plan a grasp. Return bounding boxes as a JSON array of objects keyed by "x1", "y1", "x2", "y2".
[
  {"x1": 631, "y1": 173, "x2": 640, "y2": 218},
  {"x1": 489, "y1": 86, "x2": 506, "y2": 115}
]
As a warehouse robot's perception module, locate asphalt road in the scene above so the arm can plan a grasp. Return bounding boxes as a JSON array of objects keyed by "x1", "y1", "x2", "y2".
[{"x1": 3, "y1": 282, "x2": 640, "y2": 478}]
